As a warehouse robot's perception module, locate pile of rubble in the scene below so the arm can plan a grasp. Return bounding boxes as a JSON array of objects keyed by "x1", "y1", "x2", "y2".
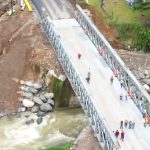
[
  {"x1": 133, "y1": 69, "x2": 150, "y2": 94},
  {"x1": 17, "y1": 79, "x2": 55, "y2": 124}
]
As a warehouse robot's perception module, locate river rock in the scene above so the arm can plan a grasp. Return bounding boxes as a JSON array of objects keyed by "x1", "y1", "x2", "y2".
[
  {"x1": 25, "y1": 81, "x2": 34, "y2": 87},
  {"x1": 37, "y1": 111, "x2": 47, "y2": 117},
  {"x1": 40, "y1": 103, "x2": 52, "y2": 112},
  {"x1": 28, "y1": 87, "x2": 38, "y2": 94},
  {"x1": 26, "y1": 118, "x2": 34, "y2": 125},
  {"x1": 33, "y1": 96, "x2": 43, "y2": 105},
  {"x1": 58, "y1": 74, "x2": 66, "y2": 81},
  {"x1": 144, "y1": 70, "x2": 149, "y2": 76},
  {"x1": 37, "y1": 117, "x2": 43, "y2": 124},
  {"x1": 0, "y1": 113, "x2": 4, "y2": 118},
  {"x1": 40, "y1": 94, "x2": 47, "y2": 101},
  {"x1": 33, "y1": 83, "x2": 42, "y2": 89},
  {"x1": 21, "y1": 107, "x2": 26, "y2": 112},
  {"x1": 44, "y1": 93, "x2": 54, "y2": 99},
  {"x1": 20, "y1": 80, "x2": 26, "y2": 84},
  {"x1": 18, "y1": 91, "x2": 33, "y2": 99},
  {"x1": 47, "y1": 99, "x2": 54, "y2": 106},
  {"x1": 31, "y1": 105, "x2": 40, "y2": 113},
  {"x1": 20, "y1": 86, "x2": 38, "y2": 94},
  {"x1": 22, "y1": 99, "x2": 35, "y2": 108}
]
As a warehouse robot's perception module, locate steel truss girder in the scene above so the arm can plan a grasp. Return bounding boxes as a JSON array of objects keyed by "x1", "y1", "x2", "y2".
[{"x1": 37, "y1": 9, "x2": 120, "y2": 150}]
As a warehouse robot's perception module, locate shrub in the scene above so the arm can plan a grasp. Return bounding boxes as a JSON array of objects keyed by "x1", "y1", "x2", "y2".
[{"x1": 135, "y1": 28, "x2": 150, "y2": 52}]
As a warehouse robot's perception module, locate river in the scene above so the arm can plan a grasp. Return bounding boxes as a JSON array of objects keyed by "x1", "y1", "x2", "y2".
[{"x1": 0, "y1": 108, "x2": 88, "y2": 150}]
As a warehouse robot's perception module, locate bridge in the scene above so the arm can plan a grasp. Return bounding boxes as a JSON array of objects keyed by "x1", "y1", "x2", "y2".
[{"x1": 31, "y1": 0, "x2": 150, "y2": 150}]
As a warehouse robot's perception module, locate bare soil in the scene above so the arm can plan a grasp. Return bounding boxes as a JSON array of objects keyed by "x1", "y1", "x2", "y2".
[
  {"x1": 0, "y1": 7, "x2": 63, "y2": 114},
  {"x1": 72, "y1": 126, "x2": 102, "y2": 150}
]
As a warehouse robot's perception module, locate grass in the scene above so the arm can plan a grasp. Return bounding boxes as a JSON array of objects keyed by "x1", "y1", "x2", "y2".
[
  {"x1": 88, "y1": 0, "x2": 150, "y2": 24},
  {"x1": 41, "y1": 142, "x2": 73, "y2": 150}
]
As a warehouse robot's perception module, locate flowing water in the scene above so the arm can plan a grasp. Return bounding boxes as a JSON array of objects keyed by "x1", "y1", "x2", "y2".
[{"x1": 0, "y1": 108, "x2": 88, "y2": 150}]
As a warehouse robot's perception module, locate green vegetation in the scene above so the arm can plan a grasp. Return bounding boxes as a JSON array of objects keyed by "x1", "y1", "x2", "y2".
[
  {"x1": 134, "y1": 0, "x2": 150, "y2": 10},
  {"x1": 41, "y1": 141, "x2": 73, "y2": 150},
  {"x1": 79, "y1": 0, "x2": 150, "y2": 52},
  {"x1": 52, "y1": 77, "x2": 64, "y2": 107},
  {"x1": 110, "y1": 22, "x2": 150, "y2": 52},
  {"x1": 88, "y1": 0, "x2": 150, "y2": 23},
  {"x1": 51, "y1": 78, "x2": 73, "y2": 107}
]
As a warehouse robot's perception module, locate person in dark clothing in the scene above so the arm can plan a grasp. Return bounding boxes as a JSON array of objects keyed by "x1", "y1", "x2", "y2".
[
  {"x1": 129, "y1": 121, "x2": 132, "y2": 129},
  {"x1": 120, "y1": 120, "x2": 123, "y2": 129},
  {"x1": 110, "y1": 75, "x2": 114, "y2": 84},
  {"x1": 115, "y1": 130, "x2": 119, "y2": 138},
  {"x1": 132, "y1": 121, "x2": 135, "y2": 129},
  {"x1": 78, "y1": 52, "x2": 82, "y2": 59},
  {"x1": 121, "y1": 131, "x2": 125, "y2": 141},
  {"x1": 86, "y1": 68, "x2": 91, "y2": 83},
  {"x1": 120, "y1": 79, "x2": 124, "y2": 88},
  {"x1": 124, "y1": 120, "x2": 128, "y2": 128}
]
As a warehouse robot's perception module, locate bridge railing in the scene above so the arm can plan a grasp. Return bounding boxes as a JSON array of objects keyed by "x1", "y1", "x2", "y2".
[
  {"x1": 31, "y1": 2, "x2": 120, "y2": 149},
  {"x1": 75, "y1": 5, "x2": 150, "y2": 116},
  {"x1": 43, "y1": 14, "x2": 120, "y2": 150}
]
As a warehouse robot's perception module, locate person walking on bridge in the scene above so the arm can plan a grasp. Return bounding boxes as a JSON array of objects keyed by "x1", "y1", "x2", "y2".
[
  {"x1": 110, "y1": 75, "x2": 114, "y2": 84},
  {"x1": 77, "y1": 52, "x2": 82, "y2": 59},
  {"x1": 121, "y1": 131, "x2": 125, "y2": 141},
  {"x1": 115, "y1": 130, "x2": 119, "y2": 138},
  {"x1": 120, "y1": 120, "x2": 123, "y2": 129},
  {"x1": 86, "y1": 68, "x2": 91, "y2": 83}
]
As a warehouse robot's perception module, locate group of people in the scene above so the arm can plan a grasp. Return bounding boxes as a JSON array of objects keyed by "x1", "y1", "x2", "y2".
[
  {"x1": 120, "y1": 120, "x2": 135, "y2": 129},
  {"x1": 114, "y1": 120, "x2": 135, "y2": 142}
]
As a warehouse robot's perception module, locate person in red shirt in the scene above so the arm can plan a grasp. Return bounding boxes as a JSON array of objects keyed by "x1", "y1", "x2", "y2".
[
  {"x1": 121, "y1": 131, "x2": 125, "y2": 141},
  {"x1": 115, "y1": 130, "x2": 119, "y2": 138}
]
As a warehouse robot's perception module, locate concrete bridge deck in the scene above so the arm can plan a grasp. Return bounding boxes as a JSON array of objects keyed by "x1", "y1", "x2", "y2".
[{"x1": 52, "y1": 18, "x2": 150, "y2": 150}]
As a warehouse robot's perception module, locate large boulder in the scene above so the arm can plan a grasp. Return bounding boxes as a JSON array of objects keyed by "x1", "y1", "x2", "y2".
[
  {"x1": 37, "y1": 111, "x2": 47, "y2": 117},
  {"x1": 22, "y1": 99, "x2": 34, "y2": 108},
  {"x1": 33, "y1": 96, "x2": 43, "y2": 105},
  {"x1": 40, "y1": 103, "x2": 52, "y2": 112},
  {"x1": 26, "y1": 118, "x2": 34, "y2": 125},
  {"x1": 18, "y1": 91, "x2": 33, "y2": 99},
  {"x1": 33, "y1": 83, "x2": 42, "y2": 89},
  {"x1": 28, "y1": 87, "x2": 38, "y2": 94},
  {"x1": 44, "y1": 93, "x2": 54, "y2": 99},
  {"x1": 47, "y1": 99, "x2": 54, "y2": 106},
  {"x1": 40, "y1": 94, "x2": 47, "y2": 102},
  {"x1": 31, "y1": 105, "x2": 40, "y2": 113}
]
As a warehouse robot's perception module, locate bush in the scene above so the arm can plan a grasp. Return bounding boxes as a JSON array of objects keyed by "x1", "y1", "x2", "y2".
[
  {"x1": 110, "y1": 22, "x2": 150, "y2": 52},
  {"x1": 115, "y1": 23, "x2": 141, "y2": 41},
  {"x1": 134, "y1": 1, "x2": 150, "y2": 10},
  {"x1": 136, "y1": 28, "x2": 150, "y2": 52}
]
